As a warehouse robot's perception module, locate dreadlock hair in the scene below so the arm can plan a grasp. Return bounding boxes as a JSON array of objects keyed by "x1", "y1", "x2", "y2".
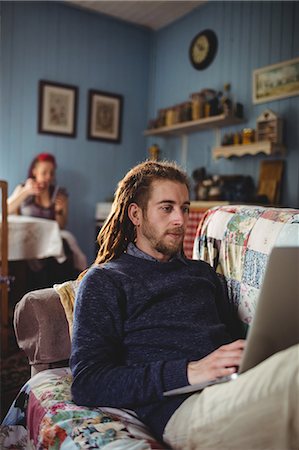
[{"x1": 94, "y1": 160, "x2": 189, "y2": 266}]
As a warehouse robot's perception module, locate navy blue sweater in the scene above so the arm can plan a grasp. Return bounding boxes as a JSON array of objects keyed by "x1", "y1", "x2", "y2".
[{"x1": 70, "y1": 253, "x2": 237, "y2": 441}]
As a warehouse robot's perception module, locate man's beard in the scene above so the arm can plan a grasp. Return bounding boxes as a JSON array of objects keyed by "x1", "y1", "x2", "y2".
[{"x1": 141, "y1": 221, "x2": 184, "y2": 258}]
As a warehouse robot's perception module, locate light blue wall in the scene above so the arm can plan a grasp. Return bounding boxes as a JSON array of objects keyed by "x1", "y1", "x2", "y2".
[
  {"x1": 1, "y1": 1, "x2": 299, "y2": 265},
  {"x1": 0, "y1": 1, "x2": 151, "y2": 263},
  {"x1": 147, "y1": 1, "x2": 299, "y2": 208}
]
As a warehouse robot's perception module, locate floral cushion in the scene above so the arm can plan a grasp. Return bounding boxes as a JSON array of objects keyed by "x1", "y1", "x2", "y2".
[{"x1": 193, "y1": 205, "x2": 299, "y2": 324}]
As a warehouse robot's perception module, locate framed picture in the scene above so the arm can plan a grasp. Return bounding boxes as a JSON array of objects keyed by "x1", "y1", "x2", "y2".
[
  {"x1": 38, "y1": 80, "x2": 78, "y2": 137},
  {"x1": 87, "y1": 90, "x2": 123, "y2": 143},
  {"x1": 253, "y1": 57, "x2": 299, "y2": 104}
]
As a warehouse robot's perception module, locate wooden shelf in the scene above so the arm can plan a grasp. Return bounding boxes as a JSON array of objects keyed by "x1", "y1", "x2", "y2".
[
  {"x1": 213, "y1": 141, "x2": 286, "y2": 159},
  {"x1": 144, "y1": 114, "x2": 244, "y2": 137}
]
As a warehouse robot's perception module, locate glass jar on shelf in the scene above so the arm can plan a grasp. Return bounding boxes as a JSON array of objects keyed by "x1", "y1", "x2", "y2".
[
  {"x1": 242, "y1": 128, "x2": 255, "y2": 144},
  {"x1": 165, "y1": 108, "x2": 174, "y2": 126},
  {"x1": 190, "y1": 93, "x2": 205, "y2": 120},
  {"x1": 157, "y1": 108, "x2": 167, "y2": 128}
]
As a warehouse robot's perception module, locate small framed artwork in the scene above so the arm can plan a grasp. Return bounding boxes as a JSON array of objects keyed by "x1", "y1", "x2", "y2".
[
  {"x1": 87, "y1": 90, "x2": 123, "y2": 143},
  {"x1": 38, "y1": 80, "x2": 78, "y2": 137},
  {"x1": 253, "y1": 57, "x2": 299, "y2": 104}
]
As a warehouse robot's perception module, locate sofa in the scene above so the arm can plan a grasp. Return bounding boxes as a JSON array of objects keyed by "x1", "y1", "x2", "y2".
[{"x1": 2, "y1": 204, "x2": 299, "y2": 450}]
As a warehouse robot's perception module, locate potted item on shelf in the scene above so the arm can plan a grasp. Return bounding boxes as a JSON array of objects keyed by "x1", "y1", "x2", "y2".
[
  {"x1": 219, "y1": 83, "x2": 233, "y2": 115},
  {"x1": 218, "y1": 83, "x2": 244, "y2": 119}
]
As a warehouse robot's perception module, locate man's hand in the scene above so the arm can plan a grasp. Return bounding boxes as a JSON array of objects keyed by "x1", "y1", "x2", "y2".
[{"x1": 187, "y1": 339, "x2": 246, "y2": 385}]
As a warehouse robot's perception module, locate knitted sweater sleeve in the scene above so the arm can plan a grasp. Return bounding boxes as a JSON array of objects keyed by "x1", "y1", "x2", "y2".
[{"x1": 70, "y1": 267, "x2": 189, "y2": 409}]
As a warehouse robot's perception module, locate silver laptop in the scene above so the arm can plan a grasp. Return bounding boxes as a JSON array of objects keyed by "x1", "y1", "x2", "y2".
[{"x1": 164, "y1": 246, "x2": 299, "y2": 396}]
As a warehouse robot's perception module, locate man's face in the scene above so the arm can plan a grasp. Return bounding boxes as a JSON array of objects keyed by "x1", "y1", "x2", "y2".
[{"x1": 131, "y1": 180, "x2": 190, "y2": 262}]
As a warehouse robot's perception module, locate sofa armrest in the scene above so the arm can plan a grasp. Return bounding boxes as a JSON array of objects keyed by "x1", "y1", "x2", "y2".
[{"x1": 13, "y1": 288, "x2": 71, "y2": 375}]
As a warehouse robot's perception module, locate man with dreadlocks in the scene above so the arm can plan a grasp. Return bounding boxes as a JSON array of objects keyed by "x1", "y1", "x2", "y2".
[{"x1": 70, "y1": 160, "x2": 299, "y2": 450}]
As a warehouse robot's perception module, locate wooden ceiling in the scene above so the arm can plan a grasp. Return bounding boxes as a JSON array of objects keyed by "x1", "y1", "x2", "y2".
[{"x1": 65, "y1": 1, "x2": 205, "y2": 30}]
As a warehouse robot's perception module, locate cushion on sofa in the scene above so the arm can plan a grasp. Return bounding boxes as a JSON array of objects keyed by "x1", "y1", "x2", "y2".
[{"x1": 53, "y1": 279, "x2": 79, "y2": 338}]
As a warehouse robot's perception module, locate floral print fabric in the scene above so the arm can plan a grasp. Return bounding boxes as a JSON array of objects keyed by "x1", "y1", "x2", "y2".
[{"x1": 2, "y1": 368, "x2": 165, "y2": 449}]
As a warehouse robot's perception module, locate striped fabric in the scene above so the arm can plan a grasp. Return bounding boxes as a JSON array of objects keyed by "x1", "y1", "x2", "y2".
[{"x1": 183, "y1": 208, "x2": 207, "y2": 258}]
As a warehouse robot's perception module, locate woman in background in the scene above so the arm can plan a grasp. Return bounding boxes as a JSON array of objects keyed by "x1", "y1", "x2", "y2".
[
  {"x1": 7, "y1": 152, "x2": 87, "y2": 289},
  {"x1": 7, "y1": 152, "x2": 68, "y2": 229}
]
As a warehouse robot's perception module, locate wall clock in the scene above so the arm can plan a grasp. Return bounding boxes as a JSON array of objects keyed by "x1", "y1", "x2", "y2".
[{"x1": 189, "y1": 29, "x2": 218, "y2": 70}]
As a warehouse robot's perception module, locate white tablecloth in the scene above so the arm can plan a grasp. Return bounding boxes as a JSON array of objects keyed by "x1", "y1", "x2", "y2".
[{"x1": 0, "y1": 215, "x2": 65, "y2": 261}]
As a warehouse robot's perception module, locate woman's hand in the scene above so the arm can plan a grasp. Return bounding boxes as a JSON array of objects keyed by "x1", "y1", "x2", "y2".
[
  {"x1": 23, "y1": 178, "x2": 40, "y2": 196},
  {"x1": 54, "y1": 192, "x2": 67, "y2": 212},
  {"x1": 7, "y1": 179, "x2": 40, "y2": 215},
  {"x1": 187, "y1": 339, "x2": 246, "y2": 385},
  {"x1": 54, "y1": 192, "x2": 68, "y2": 229}
]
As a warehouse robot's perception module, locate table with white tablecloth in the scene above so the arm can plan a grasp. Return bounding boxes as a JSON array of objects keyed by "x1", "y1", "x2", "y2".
[
  {"x1": 0, "y1": 216, "x2": 68, "y2": 313},
  {"x1": 0, "y1": 215, "x2": 65, "y2": 262}
]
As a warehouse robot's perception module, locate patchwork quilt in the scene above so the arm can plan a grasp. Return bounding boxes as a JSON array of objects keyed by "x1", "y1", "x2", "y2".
[
  {"x1": 193, "y1": 204, "x2": 299, "y2": 323},
  {"x1": 1, "y1": 368, "x2": 165, "y2": 450}
]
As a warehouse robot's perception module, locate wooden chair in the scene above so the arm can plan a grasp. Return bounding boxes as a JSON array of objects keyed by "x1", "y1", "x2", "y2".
[{"x1": 0, "y1": 180, "x2": 9, "y2": 356}]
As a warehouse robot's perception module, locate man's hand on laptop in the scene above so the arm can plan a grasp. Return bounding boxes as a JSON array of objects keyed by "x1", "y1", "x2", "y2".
[{"x1": 187, "y1": 339, "x2": 246, "y2": 385}]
